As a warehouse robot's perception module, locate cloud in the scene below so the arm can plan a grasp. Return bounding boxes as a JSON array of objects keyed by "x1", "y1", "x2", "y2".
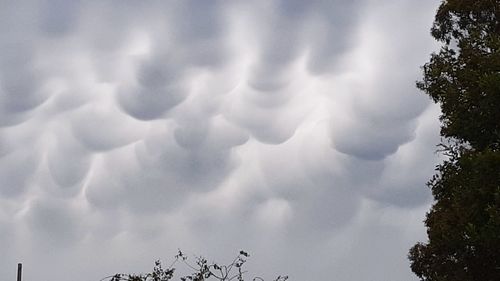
[
  {"x1": 0, "y1": 1, "x2": 442, "y2": 281},
  {"x1": 25, "y1": 198, "x2": 85, "y2": 247},
  {"x1": 37, "y1": 0, "x2": 82, "y2": 37},
  {"x1": 0, "y1": 144, "x2": 40, "y2": 197},
  {"x1": 116, "y1": 58, "x2": 189, "y2": 120}
]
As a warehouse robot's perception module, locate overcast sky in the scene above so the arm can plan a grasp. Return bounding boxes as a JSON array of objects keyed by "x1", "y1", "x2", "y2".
[{"x1": 0, "y1": 1, "x2": 443, "y2": 280}]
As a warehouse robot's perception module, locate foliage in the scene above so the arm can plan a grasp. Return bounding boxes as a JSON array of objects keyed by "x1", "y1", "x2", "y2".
[
  {"x1": 417, "y1": 0, "x2": 500, "y2": 151},
  {"x1": 409, "y1": 0, "x2": 500, "y2": 280},
  {"x1": 409, "y1": 150, "x2": 500, "y2": 280},
  {"x1": 100, "y1": 251, "x2": 288, "y2": 281}
]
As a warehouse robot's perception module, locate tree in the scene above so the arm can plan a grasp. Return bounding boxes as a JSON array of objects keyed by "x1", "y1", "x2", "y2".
[
  {"x1": 419, "y1": 0, "x2": 500, "y2": 151},
  {"x1": 409, "y1": 0, "x2": 500, "y2": 280},
  {"x1": 100, "y1": 250, "x2": 288, "y2": 281},
  {"x1": 409, "y1": 149, "x2": 500, "y2": 280}
]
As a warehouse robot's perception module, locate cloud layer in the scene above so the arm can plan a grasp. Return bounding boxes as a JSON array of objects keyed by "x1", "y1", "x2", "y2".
[{"x1": 0, "y1": 1, "x2": 441, "y2": 280}]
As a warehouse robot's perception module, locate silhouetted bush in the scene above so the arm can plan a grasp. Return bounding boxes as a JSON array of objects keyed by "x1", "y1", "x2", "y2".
[{"x1": 100, "y1": 250, "x2": 288, "y2": 281}]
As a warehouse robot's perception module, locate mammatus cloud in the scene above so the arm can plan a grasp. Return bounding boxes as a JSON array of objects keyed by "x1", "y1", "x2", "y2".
[{"x1": 0, "y1": 1, "x2": 441, "y2": 281}]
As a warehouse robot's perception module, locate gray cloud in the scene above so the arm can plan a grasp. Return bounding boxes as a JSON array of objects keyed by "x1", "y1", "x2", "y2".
[
  {"x1": 26, "y1": 198, "x2": 85, "y2": 247},
  {"x1": 0, "y1": 146, "x2": 40, "y2": 197},
  {"x1": 0, "y1": 1, "x2": 442, "y2": 281},
  {"x1": 37, "y1": 0, "x2": 82, "y2": 37}
]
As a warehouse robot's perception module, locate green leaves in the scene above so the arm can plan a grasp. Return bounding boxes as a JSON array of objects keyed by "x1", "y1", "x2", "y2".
[
  {"x1": 419, "y1": 0, "x2": 500, "y2": 151},
  {"x1": 409, "y1": 0, "x2": 500, "y2": 280},
  {"x1": 410, "y1": 151, "x2": 500, "y2": 280}
]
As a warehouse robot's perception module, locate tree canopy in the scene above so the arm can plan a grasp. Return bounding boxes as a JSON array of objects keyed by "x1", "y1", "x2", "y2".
[
  {"x1": 409, "y1": 0, "x2": 500, "y2": 280},
  {"x1": 417, "y1": 0, "x2": 500, "y2": 151}
]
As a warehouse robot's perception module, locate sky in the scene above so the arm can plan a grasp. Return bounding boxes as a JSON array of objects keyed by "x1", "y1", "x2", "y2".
[{"x1": 0, "y1": 1, "x2": 443, "y2": 280}]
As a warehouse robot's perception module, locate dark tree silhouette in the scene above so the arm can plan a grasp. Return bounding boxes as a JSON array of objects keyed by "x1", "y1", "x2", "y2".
[
  {"x1": 100, "y1": 251, "x2": 288, "y2": 281},
  {"x1": 409, "y1": 0, "x2": 500, "y2": 280}
]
